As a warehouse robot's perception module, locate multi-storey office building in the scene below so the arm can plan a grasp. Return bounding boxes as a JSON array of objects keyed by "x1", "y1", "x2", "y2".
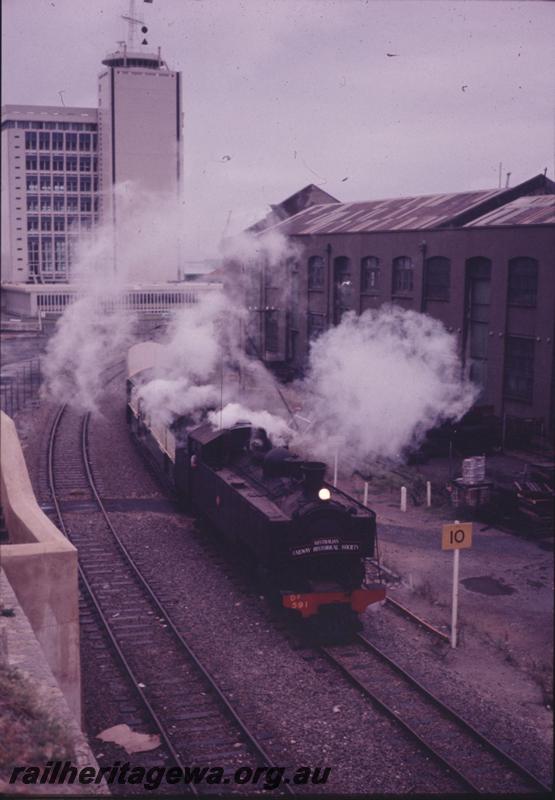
[
  {"x1": 1, "y1": 105, "x2": 98, "y2": 283},
  {"x1": 1, "y1": 41, "x2": 182, "y2": 284},
  {"x1": 243, "y1": 174, "x2": 555, "y2": 430}
]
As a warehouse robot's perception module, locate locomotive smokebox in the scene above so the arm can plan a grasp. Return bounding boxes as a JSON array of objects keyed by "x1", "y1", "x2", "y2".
[{"x1": 302, "y1": 461, "x2": 327, "y2": 493}]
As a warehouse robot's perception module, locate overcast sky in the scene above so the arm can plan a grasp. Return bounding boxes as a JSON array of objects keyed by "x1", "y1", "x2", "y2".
[{"x1": 2, "y1": 0, "x2": 554, "y2": 255}]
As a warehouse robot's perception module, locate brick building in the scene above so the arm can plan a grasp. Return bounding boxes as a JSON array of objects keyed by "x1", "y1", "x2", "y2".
[{"x1": 244, "y1": 174, "x2": 555, "y2": 430}]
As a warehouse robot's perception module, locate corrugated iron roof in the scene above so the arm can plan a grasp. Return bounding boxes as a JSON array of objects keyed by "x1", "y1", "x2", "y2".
[
  {"x1": 269, "y1": 188, "x2": 506, "y2": 235},
  {"x1": 464, "y1": 195, "x2": 555, "y2": 227}
]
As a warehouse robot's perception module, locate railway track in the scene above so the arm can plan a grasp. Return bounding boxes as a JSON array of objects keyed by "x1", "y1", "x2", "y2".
[
  {"x1": 320, "y1": 633, "x2": 551, "y2": 795},
  {"x1": 47, "y1": 404, "x2": 295, "y2": 795}
]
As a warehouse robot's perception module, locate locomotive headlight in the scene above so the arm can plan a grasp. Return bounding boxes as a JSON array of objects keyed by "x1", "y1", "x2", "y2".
[{"x1": 318, "y1": 487, "x2": 331, "y2": 501}]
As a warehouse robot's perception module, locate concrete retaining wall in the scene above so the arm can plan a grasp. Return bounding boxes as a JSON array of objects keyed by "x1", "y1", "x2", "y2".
[{"x1": 0, "y1": 411, "x2": 81, "y2": 721}]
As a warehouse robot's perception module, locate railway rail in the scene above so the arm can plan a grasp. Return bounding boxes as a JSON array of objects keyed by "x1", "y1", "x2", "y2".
[
  {"x1": 320, "y1": 633, "x2": 551, "y2": 795},
  {"x1": 47, "y1": 403, "x2": 295, "y2": 795}
]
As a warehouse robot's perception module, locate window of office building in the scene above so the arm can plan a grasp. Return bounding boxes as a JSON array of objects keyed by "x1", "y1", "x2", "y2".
[
  {"x1": 65, "y1": 133, "x2": 77, "y2": 150},
  {"x1": 504, "y1": 336, "x2": 534, "y2": 403},
  {"x1": 26, "y1": 176, "x2": 38, "y2": 191},
  {"x1": 53, "y1": 217, "x2": 65, "y2": 231},
  {"x1": 80, "y1": 196, "x2": 92, "y2": 212},
  {"x1": 308, "y1": 256, "x2": 325, "y2": 290},
  {"x1": 67, "y1": 196, "x2": 78, "y2": 211},
  {"x1": 27, "y1": 195, "x2": 38, "y2": 211},
  {"x1": 53, "y1": 176, "x2": 64, "y2": 191},
  {"x1": 40, "y1": 197, "x2": 51, "y2": 212},
  {"x1": 40, "y1": 175, "x2": 51, "y2": 191},
  {"x1": 508, "y1": 257, "x2": 538, "y2": 307},
  {"x1": 39, "y1": 155, "x2": 50, "y2": 170},
  {"x1": 51, "y1": 132, "x2": 64, "y2": 150},
  {"x1": 31, "y1": 122, "x2": 44, "y2": 129},
  {"x1": 80, "y1": 176, "x2": 92, "y2": 192},
  {"x1": 28, "y1": 237, "x2": 39, "y2": 272},
  {"x1": 79, "y1": 133, "x2": 91, "y2": 150},
  {"x1": 424, "y1": 256, "x2": 451, "y2": 301},
  {"x1": 41, "y1": 238, "x2": 53, "y2": 271},
  {"x1": 25, "y1": 132, "x2": 37, "y2": 149},
  {"x1": 79, "y1": 156, "x2": 91, "y2": 172},
  {"x1": 26, "y1": 155, "x2": 37, "y2": 170},
  {"x1": 53, "y1": 196, "x2": 64, "y2": 211},
  {"x1": 54, "y1": 238, "x2": 66, "y2": 272},
  {"x1": 66, "y1": 156, "x2": 77, "y2": 171},
  {"x1": 39, "y1": 132, "x2": 50, "y2": 150},
  {"x1": 361, "y1": 256, "x2": 380, "y2": 293},
  {"x1": 41, "y1": 217, "x2": 52, "y2": 232},
  {"x1": 52, "y1": 155, "x2": 64, "y2": 171},
  {"x1": 27, "y1": 216, "x2": 39, "y2": 231},
  {"x1": 392, "y1": 256, "x2": 414, "y2": 294},
  {"x1": 66, "y1": 176, "x2": 78, "y2": 192}
]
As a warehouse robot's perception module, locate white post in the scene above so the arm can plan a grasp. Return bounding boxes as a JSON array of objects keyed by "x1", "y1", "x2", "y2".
[
  {"x1": 426, "y1": 481, "x2": 431, "y2": 507},
  {"x1": 333, "y1": 450, "x2": 338, "y2": 487},
  {"x1": 363, "y1": 481, "x2": 369, "y2": 508},
  {"x1": 451, "y1": 547, "x2": 460, "y2": 648},
  {"x1": 400, "y1": 486, "x2": 407, "y2": 512}
]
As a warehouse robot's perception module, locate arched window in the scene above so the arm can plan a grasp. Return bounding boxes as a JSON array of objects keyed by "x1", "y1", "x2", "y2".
[
  {"x1": 392, "y1": 256, "x2": 414, "y2": 294},
  {"x1": 308, "y1": 256, "x2": 324, "y2": 290},
  {"x1": 361, "y1": 256, "x2": 380, "y2": 293},
  {"x1": 508, "y1": 257, "x2": 538, "y2": 307},
  {"x1": 424, "y1": 256, "x2": 451, "y2": 301}
]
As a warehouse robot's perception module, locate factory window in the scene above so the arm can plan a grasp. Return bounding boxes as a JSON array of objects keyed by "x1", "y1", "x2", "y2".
[
  {"x1": 51, "y1": 132, "x2": 64, "y2": 150},
  {"x1": 27, "y1": 216, "x2": 39, "y2": 231},
  {"x1": 424, "y1": 257, "x2": 451, "y2": 301},
  {"x1": 361, "y1": 256, "x2": 380, "y2": 293},
  {"x1": 308, "y1": 256, "x2": 325, "y2": 290},
  {"x1": 66, "y1": 176, "x2": 78, "y2": 192},
  {"x1": 265, "y1": 311, "x2": 279, "y2": 353},
  {"x1": 41, "y1": 217, "x2": 52, "y2": 232},
  {"x1": 28, "y1": 237, "x2": 39, "y2": 272},
  {"x1": 504, "y1": 337, "x2": 534, "y2": 403},
  {"x1": 65, "y1": 133, "x2": 77, "y2": 150},
  {"x1": 508, "y1": 257, "x2": 538, "y2": 307},
  {"x1": 40, "y1": 175, "x2": 51, "y2": 191},
  {"x1": 39, "y1": 132, "x2": 50, "y2": 150},
  {"x1": 26, "y1": 177, "x2": 38, "y2": 191},
  {"x1": 53, "y1": 217, "x2": 65, "y2": 231},
  {"x1": 25, "y1": 132, "x2": 37, "y2": 149},
  {"x1": 79, "y1": 133, "x2": 91, "y2": 150},
  {"x1": 308, "y1": 312, "x2": 326, "y2": 340},
  {"x1": 66, "y1": 156, "x2": 78, "y2": 171},
  {"x1": 52, "y1": 155, "x2": 64, "y2": 171},
  {"x1": 53, "y1": 196, "x2": 64, "y2": 211},
  {"x1": 80, "y1": 176, "x2": 92, "y2": 192},
  {"x1": 26, "y1": 155, "x2": 37, "y2": 170},
  {"x1": 27, "y1": 196, "x2": 38, "y2": 211},
  {"x1": 79, "y1": 156, "x2": 91, "y2": 172},
  {"x1": 392, "y1": 256, "x2": 414, "y2": 294},
  {"x1": 39, "y1": 155, "x2": 51, "y2": 171},
  {"x1": 54, "y1": 238, "x2": 66, "y2": 272},
  {"x1": 41, "y1": 238, "x2": 53, "y2": 271}
]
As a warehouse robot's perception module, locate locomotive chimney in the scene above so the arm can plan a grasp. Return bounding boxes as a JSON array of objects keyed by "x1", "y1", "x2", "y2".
[{"x1": 301, "y1": 461, "x2": 327, "y2": 493}]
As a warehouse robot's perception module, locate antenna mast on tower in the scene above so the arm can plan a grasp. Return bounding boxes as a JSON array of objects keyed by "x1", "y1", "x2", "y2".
[{"x1": 121, "y1": 0, "x2": 145, "y2": 49}]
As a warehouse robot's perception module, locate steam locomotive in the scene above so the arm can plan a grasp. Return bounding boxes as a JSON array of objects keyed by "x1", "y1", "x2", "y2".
[{"x1": 126, "y1": 344, "x2": 385, "y2": 626}]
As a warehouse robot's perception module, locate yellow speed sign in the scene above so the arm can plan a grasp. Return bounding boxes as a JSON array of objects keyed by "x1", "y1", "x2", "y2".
[{"x1": 442, "y1": 522, "x2": 473, "y2": 550}]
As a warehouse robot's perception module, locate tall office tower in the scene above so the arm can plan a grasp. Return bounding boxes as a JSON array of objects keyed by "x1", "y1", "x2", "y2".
[
  {"x1": 1, "y1": 105, "x2": 98, "y2": 283},
  {"x1": 97, "y1": 42, "x2": 182, "y2": 268}
]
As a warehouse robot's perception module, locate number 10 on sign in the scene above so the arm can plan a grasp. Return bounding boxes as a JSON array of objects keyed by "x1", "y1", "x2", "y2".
[{"x1": 442, "y1": 522, "x2": 473, "y2": 648}]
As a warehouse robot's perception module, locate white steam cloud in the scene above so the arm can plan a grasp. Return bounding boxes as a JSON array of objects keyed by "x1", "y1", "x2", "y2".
[{"x1": 297, "y1": 306, "x2": 478, "y2": 467}]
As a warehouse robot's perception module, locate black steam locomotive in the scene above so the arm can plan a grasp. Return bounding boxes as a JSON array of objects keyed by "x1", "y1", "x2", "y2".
[{"x1": 127, "y1": 348, "x2": 385, "y2": 625}]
